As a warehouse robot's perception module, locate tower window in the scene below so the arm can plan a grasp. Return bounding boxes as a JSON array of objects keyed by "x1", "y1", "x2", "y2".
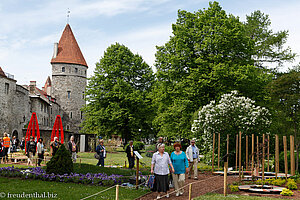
[
  {"x1": 41, "y1": 103, "x2": 43, "y2": 111},
  {"x1": 81, "y1": 111, "x2": 83, "y2": 119},
  {"x1": 82, "y1": 92, "x2": 84, "y2": 99},
  {"x1": 85, "y1": 70, "x2": 86, "y2": 75},
  {"x1": 66, "y1": 125, "x2": 70, "y2": 130},
  {"x1": 70, "y1": 112, "x2": 72, "y2": 119},
  {"x1": 75, "y1": 68, "x2": 78, "y2": 73},
  {"x1": 62, "y1": 67, "x2": 65, "y2": 72},
  {"x1": 5, "y1": 83, "x2": 9, "y2": 94},
  {"x1": 67, "y1": 91, "x2": 71, "y2": 99}
]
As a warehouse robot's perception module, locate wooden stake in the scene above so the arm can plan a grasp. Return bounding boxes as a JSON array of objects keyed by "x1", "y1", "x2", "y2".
[
  {"x1": 246, "y1": 135, "x2": 248, "y2": 171},
  {"x1": 218, "y1": 133, "x2": 220, "y2": 169},
  {"x1": 262, "y1": 134, "x2": 265, "y2": 180},
  {"x1": 290, "y1": 135, "x2": 295, "y2": 176},
  {"x1": 212, "y1": 133, "x2": 215, "y2": 173},
  {"x1": 189, "y1": 184, "x2": 192, "y2": 200},
  {"x1": 283, "y1": 136, "x2": 288, "y2": 180},
  {"x1": 236, "y1": 134, "x2": 238, "y2": 170},
  {"x1": 256, "y1": 136, "x2": 259, "y2": 171},
  {"x1": 267, "y1": 135, "x2": 270, "y2": 172},
  {"x1": 275, "y1": 134, "x2": 279, "y2": 178},
  {"x1": 227, "y1": 134, "x2": 229, "y2": 163},
  {"x1": 136, "y1": 158, "x2": 140, "y2": 189},
  {"x1": 239, "y1": 131, "x2": 242, "y2": 182},
  {"x1": 116, "y1": 185, "x2": 119, "y2": 200},
  {"x1": 224, "y1": 162, "x2": 228, "y2": 196},
  {"x1": 251, "y1": 134, "x2": 254, "y2": 174}
]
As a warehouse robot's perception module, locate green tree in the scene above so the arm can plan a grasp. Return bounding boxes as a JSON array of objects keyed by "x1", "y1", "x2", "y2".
[
  {"x1": 153, "y1": 2, "x2": 272, "y2": 139},
  {"x1": 82, "y1": 43, "x2": 155, "y2": 142},
  {"x1": 245, "y1": 10, "x2": 296, "y2": 67}
]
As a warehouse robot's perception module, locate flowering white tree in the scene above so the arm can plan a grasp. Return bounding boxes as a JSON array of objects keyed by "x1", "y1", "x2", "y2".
[{"x1": 192, "y1": 91, "x2": 271, "y2": 150}]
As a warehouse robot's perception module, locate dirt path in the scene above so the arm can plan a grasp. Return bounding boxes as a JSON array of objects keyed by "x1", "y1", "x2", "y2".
[{"x1": 136, "y1": 172, "x2": 238, "y2": 200}]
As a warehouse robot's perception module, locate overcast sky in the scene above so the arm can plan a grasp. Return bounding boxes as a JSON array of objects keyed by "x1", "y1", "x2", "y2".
[{"x1": 0, "y1": 0, "x2": 299, "y2": 88}]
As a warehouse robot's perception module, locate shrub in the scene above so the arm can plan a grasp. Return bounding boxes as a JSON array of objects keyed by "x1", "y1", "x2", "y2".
[
  {"x1": 46, "y1": 144, "x2": 73, "y2": 175},
  {"x1": 229, "y1": 185, "x2": 239, "y2": 192},
  {"x1": 164, "y1": 145, "x2": 174, "y2": 155},
  {"x1": 279, "y1": 151, "x2": 300, "y2": 172},
  {"x1": 272, "y1": 178, "x2": 286, "y2": 186},
  {"x1": 145, "y1": 145, "x2": 156, "y2": 158},
  {"x1": 286, "y1": 179, "x2": 298, "y2": 190},
  {"x1": 280, "y1": 188, "x2": 293, "y2": 196},
  {"x1": 124, "y1": 141, "x2": 145, "y2": 152}
]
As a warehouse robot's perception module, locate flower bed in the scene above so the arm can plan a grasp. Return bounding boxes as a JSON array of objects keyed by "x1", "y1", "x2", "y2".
[{"x1": 0, "y1": 166, "x2": 128, "y2": 186}]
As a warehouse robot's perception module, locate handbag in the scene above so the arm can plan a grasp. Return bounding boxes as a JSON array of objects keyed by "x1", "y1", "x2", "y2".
[
  {"x1": 94, "y1": 153, "x2": 100, "y2": 159},
  {"x1": 147, "y1": 175, "x2": 155, "y2": 189}
]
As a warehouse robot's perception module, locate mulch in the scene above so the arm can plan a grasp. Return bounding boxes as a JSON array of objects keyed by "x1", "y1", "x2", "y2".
[{"x1": 136, "y1": 172, "x2": 300, "y2": 200}]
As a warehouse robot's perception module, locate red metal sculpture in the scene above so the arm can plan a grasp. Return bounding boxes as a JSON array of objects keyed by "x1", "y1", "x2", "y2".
[
  {"x1": 25, "y1": 112, "x2": 40, "y2": 151},
  {"x1": 51, "y1": 115, "x2": 64, "y2": 143}
]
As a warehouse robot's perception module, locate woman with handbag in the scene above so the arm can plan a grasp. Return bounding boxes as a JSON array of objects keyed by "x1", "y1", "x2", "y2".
[
  {"x1": 96, "y1": 140, "x2": 106, "y2": 167},
  {"x1": 37, "y1": 138, "x2": 44, "y2": 166}
]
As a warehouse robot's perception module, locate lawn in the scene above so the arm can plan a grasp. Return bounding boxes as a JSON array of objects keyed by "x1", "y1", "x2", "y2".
[
  {"x1": 0, "y1": 177, "x2": 149, "y2": 200},
  {"x1": 195, "y1": 193, "x2": 280, "y2": 200}
]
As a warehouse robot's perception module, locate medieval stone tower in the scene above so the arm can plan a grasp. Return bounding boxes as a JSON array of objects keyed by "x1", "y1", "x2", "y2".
[{"x1": 51, "y1": 24, "x2": 87, "y2": 133}]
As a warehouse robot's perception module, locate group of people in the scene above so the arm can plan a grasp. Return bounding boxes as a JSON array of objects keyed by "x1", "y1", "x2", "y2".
[
  {"x1": 151, "y1": 138, "x2": 199, "y2": 199},
  {"x1": 0, "y1": 132, "x2": 79, "y2": 165}
]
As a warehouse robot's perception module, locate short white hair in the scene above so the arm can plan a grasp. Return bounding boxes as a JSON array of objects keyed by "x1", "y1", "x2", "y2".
[{"x1": 158, "y1": 143, "x2": 165, "y2": 149}]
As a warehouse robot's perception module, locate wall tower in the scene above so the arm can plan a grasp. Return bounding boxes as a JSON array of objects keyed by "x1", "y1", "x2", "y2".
[{"x1": 51, "y1": 24, "x2": 87, "y2": 133}]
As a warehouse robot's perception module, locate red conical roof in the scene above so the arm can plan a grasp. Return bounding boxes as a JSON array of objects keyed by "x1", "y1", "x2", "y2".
[
  {"x1": 0, "y1": 67, "x2": 7, "y2": 77},
  {"x1": 51, "y1": 24, "x2": 88, "y2": 67}
]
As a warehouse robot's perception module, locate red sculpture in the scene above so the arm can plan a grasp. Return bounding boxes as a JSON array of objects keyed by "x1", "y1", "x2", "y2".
[
  {"x1": 51, "y1": 115, "x2": 64, "y2": 143},
  {"x1": 25, "y1": 112, "x2": 40, "y2": 151}
]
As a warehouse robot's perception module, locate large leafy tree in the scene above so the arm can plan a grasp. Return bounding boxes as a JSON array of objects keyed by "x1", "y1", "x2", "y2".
[
  {"x1": 245, "y1": 10, "x2": 296, "y2": 67},
  {"x1": 153, "y1": 2, "x2": 272, "y2": 139},
  {"x1": 82, "y1": 43, "x2": 155, "y2": 142}
]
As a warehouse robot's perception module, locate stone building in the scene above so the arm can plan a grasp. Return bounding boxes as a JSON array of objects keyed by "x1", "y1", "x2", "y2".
[{"x1": 0, "y1": 24, "x2": 92, "y2": 151}]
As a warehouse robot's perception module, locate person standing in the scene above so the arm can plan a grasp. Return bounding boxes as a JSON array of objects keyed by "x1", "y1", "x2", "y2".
[
  {"x1": 20, "y1": 137, "x2": 25, "y2": 151},
  {"x1": 26, "y1": 136, "x2": 36, "y2": 166},
  {"x1": 3, "y1": 133, "x2": 10, "y2": 163},
  {"x1": 11, "y1": 136, "x2": 19, "y2": 152},
  {"x1": 126, "y1": 141, "x2": 135, "y2": 169},
  {"x1": 0, "y1": 138, "x2": 3, "y2": 163},
  {"x1": 186, "y1": 140, "x2": 199, "y2": 179},
  {"x1": 96, "y1": 140, "x2": 106, "y2": 167},
  {"x1": 37, "y1": 138, "x2": 44, "y2": 166},
  {"x1": 170, "y1": 143, "x2": 189, "y2": 196},
  {"x1": 50, "y1": 137, "x2": 61, "y2": 156},
  {"x1": 151, "y1": 144, "x2": 175, "y2": 199},
  {"x1": 68, "y1": 136, "x2": 78, "y2": 163}
]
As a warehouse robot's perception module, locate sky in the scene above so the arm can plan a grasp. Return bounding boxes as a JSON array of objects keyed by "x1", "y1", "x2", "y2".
[{"x1": 0, "y1": 0, "x2": 300, "y2": 88}]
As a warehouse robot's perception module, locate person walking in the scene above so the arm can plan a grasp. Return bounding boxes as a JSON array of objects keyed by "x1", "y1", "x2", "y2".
[
  {"x1": 0, "y1": 138, "x2": 3, "y2": 163},
  {"x1": 26, "y1": 136, "x2": 36, "y2": 166},
  {"x1": 20, "y1": 137, "x2": 25, "y2": 151},
  {"x1": 11, "y1": 136, "x2": 19, "y2": 152},
  {"x1": 125, "y1": 141, "x2": 135, "y2": 169},
  {"x1": 186, "y1": 140, "x2": 199, "y2": 179},
  {"x1": 151, "y1": 144, "x2": 175, "y2": 199},
  {"x1": 3, "y1": 133, "x2": 10, "y2": 163},
  {"x1": 68, "y1": 136, "x2": 78, "y2": 163},
  {"x1": 96, "y1": 140, "x2": 106, "y2": 167},
  {"x1": 170, "y1": 143, "x2": 189, "y2": 196},
  {"x1": 37, "y1": 138, "x2": 44, "y2": 166},
  {"x1": 50, "y1": 137, "x2": 61, "y2": 156}
]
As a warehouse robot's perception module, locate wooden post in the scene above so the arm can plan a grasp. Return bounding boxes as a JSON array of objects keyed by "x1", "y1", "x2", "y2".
[
  {"x1": 189, "y1": 184, "x2": 192, "y2": 200},
  {"x1": 283, "y1": 136, "x2": 288, "y2": 180},
  {"x1": 224, "y1": 162, "x2": 228, "y2": 196},
  {"x1": 246, "y1": 135, "x2": 248, "y2": 171},
  {"x1": 267, "y1": 135, "x2": 270, "y2": 172},
  {"x1": 256, "y1": 136, "x2": 259, "y2": 171},
  {"x1": 239, "y1": 131, "x2": 242, "y2": 182},
  {"x1": 116, "y1": 185, "x2": 119, "y2": 200},
  {"x1": 136, "y1": 158, "x2": 140, "y2": 189},
  {"x1": 262, "y1": 134, "x2": 265, "y2": 180},
  {"x1": 290, "y1": 135, "x2": 295, "y2": 176},
  {"x1": 236, "y1": 134, "x2": 238, "y2": 170},
  {"x1": 275, "y1": 134, "x2": 279, "y2": 178},
  {"x1": 227, "y1": 134, "x2": 229, "y2": 163},
  {"x1": 218, "y1": 133, "x2": 220, "y2": 169},
  {"x1": 251, "y1": 134, "x2": 254, "y2": 174},
  {"x1": 212, "y1": 133, "x2": 215, "y2": 173}
]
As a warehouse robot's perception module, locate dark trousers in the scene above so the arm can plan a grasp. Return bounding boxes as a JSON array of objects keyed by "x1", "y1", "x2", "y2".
[
  {"x1": 38, "y1": 153, "x2": 44, "y2": 166},
  {"x1": 97, "y1": 157, "x2": 104, "y2": 167},
  {"x1": 3, "y1": 147, "x2": 9, "y2": 161},
  {"x1": 128, "y1": 156, "x2": 135, "y2": 169}
]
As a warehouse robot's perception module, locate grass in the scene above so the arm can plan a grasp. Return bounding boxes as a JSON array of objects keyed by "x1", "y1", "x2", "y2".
[
  {"x1": 194, "y1": 193, "x2": 280, "y2": 200},
  {"x1": 0, "y1": 177, "x2": 149, "y2": 200}
]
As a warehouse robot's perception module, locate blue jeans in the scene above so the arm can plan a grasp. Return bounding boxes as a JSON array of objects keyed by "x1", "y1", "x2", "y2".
[{"x1": 97, "y1": 157, "x2": 104, "y2": 167}]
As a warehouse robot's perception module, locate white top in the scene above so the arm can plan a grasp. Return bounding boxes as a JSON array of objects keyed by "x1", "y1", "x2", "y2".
[{"x1": 151, "y1": 152, "x2": 172, "y2": 175}]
